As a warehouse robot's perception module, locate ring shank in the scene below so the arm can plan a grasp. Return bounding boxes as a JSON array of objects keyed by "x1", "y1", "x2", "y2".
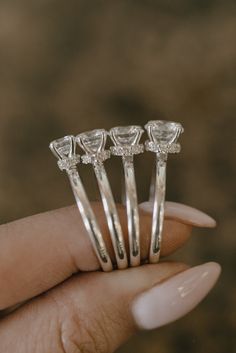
[
  {"x1": 68, "y1": 168, "x2": 113, "y2": 271},
  {"x1": 123, "y1": 156, "x2": 140, "y2": 267},
  {"x1": 93, "y1": 163, "x2": 128, "y2": 269},
  {"x1": 149, "y1": 154, "x2": 167, "y2": 263}
]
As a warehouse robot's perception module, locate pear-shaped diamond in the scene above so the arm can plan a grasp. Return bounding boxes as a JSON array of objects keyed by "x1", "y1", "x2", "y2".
[{"x1": 77, "y1": 129, "x2": 107, "y2": 155}]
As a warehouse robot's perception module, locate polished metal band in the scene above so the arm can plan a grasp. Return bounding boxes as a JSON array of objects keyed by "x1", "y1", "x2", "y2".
[
  {"x1": 50, "y1": 136, "x2": 113, "y2": 272},
  {"x1": 109, "y1": 126, "x2": 144, "y2": 267},
  {"x1": 93, "y1": 162, "x2": 128, "y2": 269},
  {"x1": 50, "y1": 121, "x2": 183, "y2": 270},
  {"x1": 122, "y1": 155, "x2": 141, "y2": 266},
  {"x1": 68, "y1": 167, "x2": 113, "y2": 271},
  {"x1": 145, "y1": 120, "x2": 184, "y2": 264},
  {"x1": 149, "y1": 153, "x2": 167, "y2": 263}
]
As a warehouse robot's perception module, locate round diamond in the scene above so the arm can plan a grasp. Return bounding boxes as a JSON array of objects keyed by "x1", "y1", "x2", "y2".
[
  {"x1": 77, "y1": 129, "x2": 107, "y2": 155},
  {"x1": 145, "y1": 120, "x2": 184, "y2": 145},
  {"x1": 50, "y1": 135, "x2": 75, "y2": 159},
  {"x1": 110, "y1": 125, "x2": 144, "y2": 147}
]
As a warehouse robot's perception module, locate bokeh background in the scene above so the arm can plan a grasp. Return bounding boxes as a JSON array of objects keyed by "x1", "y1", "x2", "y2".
[{"x1": 0, "y1": 0, "x2": 236, "y2": 352}]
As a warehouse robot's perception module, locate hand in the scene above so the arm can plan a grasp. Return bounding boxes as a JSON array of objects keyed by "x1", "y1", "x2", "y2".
[{"x1": 0, "y1": 202, "x2": 220, "y2": 353}]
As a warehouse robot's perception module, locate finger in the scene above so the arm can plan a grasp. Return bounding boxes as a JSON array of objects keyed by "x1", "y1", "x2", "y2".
[
  {"x1": 0, "y1": 202, "x2": 215, "y2": 309},
  {"x1": 0, "y1": 262, "x2": 221, "y2": 353}
]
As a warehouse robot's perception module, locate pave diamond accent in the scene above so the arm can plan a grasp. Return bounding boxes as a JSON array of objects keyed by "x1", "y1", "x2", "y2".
[
  {"x1": 110, "y1": 125, "x2": 144, "y2": 156},
  {"x1": 145, "y1": 120, "x2": 184, "y2": 154},
  {"x1": 110, "y1": 144, "x2": 144, "y2": 156},
  {"x1": 145, "y1": 141, "x2": 181, "y2": 154},
  {"x1": 57, "y1": 156, "x2": 80, "y2": 171},
  {"x1": 76, "y1": 129, "x2": 110, "y2": 164},
  {"x1": 81, "y1": 150, "x2": 111, "y2": 164},
  {"x1": 50, "y1": 135, "x2": 80, "y2": 171}
]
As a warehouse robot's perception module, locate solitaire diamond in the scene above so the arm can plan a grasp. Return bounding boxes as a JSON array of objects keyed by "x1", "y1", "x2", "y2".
[
  {"x1": 76, "y1": 129, "x2": 111, "y2": 164},
  {"x1": 110, "y1": 126, "x2": 144, "y2": 156},
  {"x1": 145, "y1": 120, "x2": 184, "y2": 154},
  {"x1": 145, "y1": 121, "x2": 184, "y2": 145},
  {"x1": 49, "y1": 135, "x2": 80, "y2": 171},
  {"x1": 50, "y1": 135, "x2": 75, "y2": 159},
  {"x1": 77, "y1": 129, "x2": 107, "y2": 155},
  {"x1": 110, "y1": 126, "x2": 144, "y2": 146}
]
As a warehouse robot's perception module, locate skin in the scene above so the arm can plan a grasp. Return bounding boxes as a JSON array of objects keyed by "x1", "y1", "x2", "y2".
[{"x1": 0, "y1": 202, "x2": 200, "y2": 353}]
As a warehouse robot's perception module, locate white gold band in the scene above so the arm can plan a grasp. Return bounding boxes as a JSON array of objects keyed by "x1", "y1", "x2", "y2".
[
  {"x1": 93, "y1": 162, "x2": 128, "y2": 269},
  {"x1": 49, "y1": 136, "x2": 113, "y2": 272},
  {"x1": 50, "y1": 121, "x2": 183, "y2": 270},
  {"x1": 145, "y1": 120, "x2": 184, "y2": 264},
  {"x1": 122, "y1": 155, "x2": 141, "y2": 266},
  {"x1": 149, "y1": 153, "x2": 167, "y2": 263},
  {"x1": 68, "y1": 168, "x2": 113, "y2": 271}
]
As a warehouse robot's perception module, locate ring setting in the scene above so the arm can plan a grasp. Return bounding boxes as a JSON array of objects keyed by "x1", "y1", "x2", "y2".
[
  {"x1": 110, "y1": 126, "x2": 144, "y2": 267},
  {"x1": 50, "y1": 135, "x2": 113, "y2": 272},
  {"x1": 145, "y1": 120, "x2": 184, "y2": 263},
  {"x1": 77, "y1": 129, "x2": 128, "y2": 270},
  {"x1": 49, "y1": 120, "x2": 184, "y2": 270}
]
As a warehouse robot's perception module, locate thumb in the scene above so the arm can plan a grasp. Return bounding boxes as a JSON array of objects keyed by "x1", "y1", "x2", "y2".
[{"x1": 0, "y1": 262, "x2": 220, "y2": 353}]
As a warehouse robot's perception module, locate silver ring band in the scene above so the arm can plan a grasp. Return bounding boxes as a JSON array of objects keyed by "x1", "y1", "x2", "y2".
[
  {"x1": 109, "y1": 125, "x2": 144, "y2": 267},
  {"x1": 145, "y1": 120, "x2": 184, "y2": 264},
  {"x1": 122, "y1": 155, "x2": 141, "y2": 266},
  {"x1": 149, "y1": 153, "x2": 167, "y2": 263},
  {"x1": 93, "y1": 162, "x2": 128, "y2": 269},
  {"x1": 77, "y1": 130, "x2": 128, "y2": 270},
  {"x1": 50, "y1": 136, "x2": 113, "y2": 272}
]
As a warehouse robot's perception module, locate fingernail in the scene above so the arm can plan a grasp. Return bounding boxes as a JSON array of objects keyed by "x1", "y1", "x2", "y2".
[
  {"x1": 132, "y1": 262, "x2": 221, "y2": 330},
  {"x1": 139, "y1": 201, "x2": 216, "y2": 228}
]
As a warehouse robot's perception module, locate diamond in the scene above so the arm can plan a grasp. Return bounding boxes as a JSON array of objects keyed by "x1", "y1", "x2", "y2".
[
  {"x1": 81, "y1": 150, "x2": 111, "y2": 164},
  {"x1": 76, "y1": 129, "x2": 107, "y2": 155},
  {"x1": 109, "y1": 126, "x2": 144, "y2": 156},
  {"x1": 110, "y1": 125, "x2": 144, "y2": 147},
  {"x1": 50, "y1": 135, "x2": 75, "y2": 160},
  {"x1": 145, "y1": 120, "x2": 184, "y2": 145}
]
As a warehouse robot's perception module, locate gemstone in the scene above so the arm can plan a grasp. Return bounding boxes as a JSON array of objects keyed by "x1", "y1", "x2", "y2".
[
  {"x1": 50, "y1": 135, "x2": 75, "y2": 159},
  {"x1": 145, "y1": 120, "x2": 184, "y2": 145},
  {"x1": 110, "y1": 126, "x2": 144, "y2": 146},
  {"x1": 77, "y1": 129, "x2": 107, "y2": 155}
]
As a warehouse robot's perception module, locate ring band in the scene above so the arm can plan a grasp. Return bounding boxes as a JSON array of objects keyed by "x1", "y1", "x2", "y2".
[
  {"x1": 76, "y1": 129, "x2": 128, "y2": 270},
  {"x1": 145, "y1": 121, "x2": 184, "y2": 263},
  {"x1": 110, "y1": 126, "x2": 144, "y2": 267},
  {"x1": 49, "y1": 135, "x2": 113, "y2": 272}
]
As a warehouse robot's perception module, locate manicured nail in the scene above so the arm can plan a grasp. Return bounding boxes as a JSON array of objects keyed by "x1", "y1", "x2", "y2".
[
  {"x1": 132, "y1": 262, "x2": 221, "y2": 330},
  {"x1": 139, "y1": 201, "x2": 216, "y2": 228}
]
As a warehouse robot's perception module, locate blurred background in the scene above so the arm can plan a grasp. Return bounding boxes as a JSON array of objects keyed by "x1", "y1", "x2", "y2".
[{"x1": 0, "y1": 0, "x2": 235, "y2": 352}]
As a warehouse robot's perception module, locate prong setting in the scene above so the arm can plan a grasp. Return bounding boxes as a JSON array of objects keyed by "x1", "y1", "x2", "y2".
[
  {"x1": 145, "y1": 120, "x2": 184, "y2": 155},
  {"x1": 110, "y1": 125, "x2": 144, "y2": 156},
  {"x1": 49, "y1": 135, "x2": 80, "y2": 171},
  {"x1": 76, "y1": 129, "x2": 111, "y2": 164}
]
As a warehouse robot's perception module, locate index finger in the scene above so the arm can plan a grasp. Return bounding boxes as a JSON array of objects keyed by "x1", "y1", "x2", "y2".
[{"x1": 0, "y1": 202, "x2": 215, "y2": 309}]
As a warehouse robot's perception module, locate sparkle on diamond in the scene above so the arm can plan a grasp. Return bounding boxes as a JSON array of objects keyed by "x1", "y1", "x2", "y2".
[
  {"x1": 145, "y1": 120, "x2": 183, "y2": 145},
  {"x1": 77, "y1": 129, "x2": 107, "y2": 155},
  {"x1": 110, "y1": 126, "x2": 143, "y2": 146},
  {"x1": 50, "y1": 135, "x2": 74, "y2": 159}
]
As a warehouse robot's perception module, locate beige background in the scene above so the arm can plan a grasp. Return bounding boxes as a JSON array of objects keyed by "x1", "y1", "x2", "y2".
[{"x1": 0, "y1": 1, "x2": 235, "y2": 352}]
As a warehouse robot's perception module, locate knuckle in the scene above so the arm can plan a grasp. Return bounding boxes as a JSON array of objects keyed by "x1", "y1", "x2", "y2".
[{"x1": 49, "y1": 291, "x2": 110, "y2": 353}]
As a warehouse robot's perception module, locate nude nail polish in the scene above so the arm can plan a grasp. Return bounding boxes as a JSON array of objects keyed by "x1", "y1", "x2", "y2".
[
  {"x1": 132, "y1": 262, "x2": 221, "y2": 330},
  {"x1": 139, "y1": 201, "x2": 216, "y2": 228}
]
